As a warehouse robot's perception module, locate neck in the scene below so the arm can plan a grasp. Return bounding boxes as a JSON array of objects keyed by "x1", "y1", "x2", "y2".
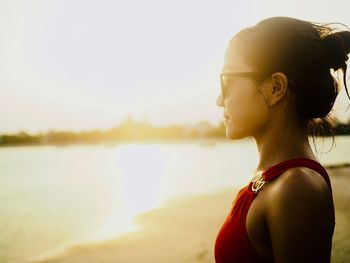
[{"x1": 253, "y1": 122, "x2": 317, "y2": 171}]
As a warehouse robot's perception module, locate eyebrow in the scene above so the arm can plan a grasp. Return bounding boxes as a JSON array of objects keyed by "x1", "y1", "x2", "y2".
[{"x1": 222, "y1": 66, "x2": 241, "y2": 72}]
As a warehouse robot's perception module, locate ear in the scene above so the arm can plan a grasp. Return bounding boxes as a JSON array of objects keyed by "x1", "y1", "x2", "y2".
[{"x1": 261, "y1": 72, "x2": 288, "y2": 107}]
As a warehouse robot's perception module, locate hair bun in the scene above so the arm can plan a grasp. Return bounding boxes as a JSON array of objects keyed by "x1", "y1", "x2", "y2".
[{"x1": 322, "y1": 31, "x2": 350, "y2": 70}]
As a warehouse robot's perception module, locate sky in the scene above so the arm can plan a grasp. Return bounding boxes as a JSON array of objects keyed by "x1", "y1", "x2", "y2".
[{"x1": 1, "y1": 0, "x2": 350, "y2": 134}]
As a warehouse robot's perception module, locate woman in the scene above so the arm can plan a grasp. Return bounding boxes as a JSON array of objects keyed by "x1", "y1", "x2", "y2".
[{"x1": 214, "y1": 16, "x2": 350, "y2": 263}]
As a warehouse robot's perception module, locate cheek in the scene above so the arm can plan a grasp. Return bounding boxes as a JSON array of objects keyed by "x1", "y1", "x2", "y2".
[{"x1": 226, "y1": 93, "x2": 268, "y2": 134}]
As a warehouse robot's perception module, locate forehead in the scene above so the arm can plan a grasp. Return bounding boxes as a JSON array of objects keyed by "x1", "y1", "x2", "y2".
[{"x1": 223, "y1": 42, "x2": 252, "y2": 73}]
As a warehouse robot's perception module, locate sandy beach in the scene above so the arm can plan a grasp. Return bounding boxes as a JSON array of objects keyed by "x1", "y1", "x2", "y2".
[{"x1": 27, "y1": 165, "x2": 350, "y2": 263}]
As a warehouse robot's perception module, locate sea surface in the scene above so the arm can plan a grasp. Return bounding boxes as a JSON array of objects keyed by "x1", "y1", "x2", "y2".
[{"x1": 1, "y1": 136, "x2": 349, "y2": 263}]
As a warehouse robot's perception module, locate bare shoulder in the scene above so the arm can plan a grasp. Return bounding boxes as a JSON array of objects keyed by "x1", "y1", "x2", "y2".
[
  {"x1": 267, "y1": 166, "x2": 333, "y2": 203},
  {"x1": 264, "y1": 167, "x2": 335, "y2": 263},
  {"x1": 265, "y1": 166, "x2": 335, "y2": 224}
]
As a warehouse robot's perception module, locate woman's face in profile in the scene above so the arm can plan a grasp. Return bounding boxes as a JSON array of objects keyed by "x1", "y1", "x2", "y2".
[{"x1": 216, "y1": 42, "x2": 269, "y2": 139}]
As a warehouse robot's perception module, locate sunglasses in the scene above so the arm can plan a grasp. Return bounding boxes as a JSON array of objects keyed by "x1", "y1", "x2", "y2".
[{"x1": 220, "y1": 72, "x2": 269, "y2": 98}]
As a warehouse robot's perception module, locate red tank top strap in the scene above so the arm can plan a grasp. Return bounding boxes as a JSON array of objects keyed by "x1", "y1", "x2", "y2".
[{"x1": 261, "y1": 157, "x2": 331, "y2": 190}]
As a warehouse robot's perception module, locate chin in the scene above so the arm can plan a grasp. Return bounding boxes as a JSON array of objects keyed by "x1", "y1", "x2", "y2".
[{"x1": 225, "y1": 127, "x2": 250, "y2": 140}]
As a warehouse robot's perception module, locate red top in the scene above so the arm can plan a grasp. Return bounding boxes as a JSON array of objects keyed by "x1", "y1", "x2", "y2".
[{"x1": 214, "y1": 157, "x2": 334, "y2": 263}]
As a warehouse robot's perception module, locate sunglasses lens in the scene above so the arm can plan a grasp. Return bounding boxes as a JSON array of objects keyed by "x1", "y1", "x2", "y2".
[{"x1": 221, "y1": 76, "x2": 231, "y2": 97}]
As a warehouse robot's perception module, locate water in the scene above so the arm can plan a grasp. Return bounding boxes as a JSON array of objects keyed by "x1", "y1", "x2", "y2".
[{"x1": 1, "y1": 136, "x2": 349, "y2": 263}]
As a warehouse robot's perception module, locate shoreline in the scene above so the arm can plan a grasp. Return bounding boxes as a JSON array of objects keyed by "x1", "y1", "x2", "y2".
[{"x1": 27, "y1": 164, "x2": 350, "y2": 263}]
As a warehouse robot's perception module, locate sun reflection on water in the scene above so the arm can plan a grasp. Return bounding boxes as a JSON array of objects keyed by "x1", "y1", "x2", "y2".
[{"x1": 87, "y1": 143, "x2": 167, "y2": 242}]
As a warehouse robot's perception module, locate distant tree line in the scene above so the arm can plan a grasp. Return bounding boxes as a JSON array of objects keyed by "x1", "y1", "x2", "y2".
[
  {"x1": 333, "y1": 122, "x2": 350, "y2": 135},
  {"x1": 0, "y1": 117, "x2": 349, "y2": 146}
]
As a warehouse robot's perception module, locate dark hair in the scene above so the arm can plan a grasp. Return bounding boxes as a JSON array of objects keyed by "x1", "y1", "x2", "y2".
[{"x1": 229, "y1": 16, "x2": 350, "y2": 150}]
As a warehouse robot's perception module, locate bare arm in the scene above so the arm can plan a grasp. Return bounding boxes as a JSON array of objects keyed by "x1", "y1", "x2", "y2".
[{"x1": 265, "y1": 170, "x2": 335, "y2": 263}]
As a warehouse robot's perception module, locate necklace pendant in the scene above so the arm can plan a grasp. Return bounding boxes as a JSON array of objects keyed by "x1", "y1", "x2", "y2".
[{"x1": 251, "y1": 171, "x2": 265, "y2": 194}]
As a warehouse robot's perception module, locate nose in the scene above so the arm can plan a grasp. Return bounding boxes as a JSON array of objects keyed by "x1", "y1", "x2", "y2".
[{"x1": 216, "y1": 93, "x2": 224, "y2": 107}]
